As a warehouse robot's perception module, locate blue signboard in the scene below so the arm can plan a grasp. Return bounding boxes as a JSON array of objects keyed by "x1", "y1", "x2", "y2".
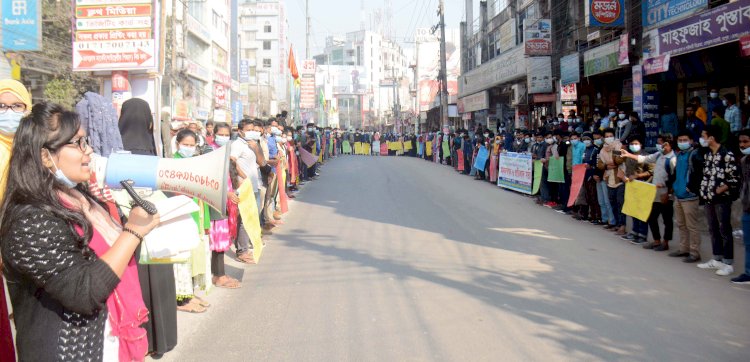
[
  {"x1": 1, "y1": 0, "x2": 41, "y2": 51},
  {"x1": 232, "y1": 101, "x2": 243, "y2": 125},
  {"x1": 560, "y1": 53, "x2": 580, "y2": 86},
  {"x1": 632, "y1": 65, "x2": 643, "y2": 116},
  {"x1": 588, "y1": 0, "x2": 625, "y2": 27},
  {"x1": 643, "y1": 84, "x2": 659, "y2": 148},
  {"x1": 239, "y1": 59, "x2": 249, "y2": 83},
  {"x1": 642, "y1": 0, "x2": 707, "y2": 30}
]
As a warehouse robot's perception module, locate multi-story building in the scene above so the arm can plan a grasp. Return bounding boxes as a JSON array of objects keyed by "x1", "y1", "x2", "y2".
[
  {"x1": 238, "y1": 0, "x2": 289, "y2": 118},
  {"x1": 314, "y1": 30, "x2": 412, "y2": 130},
  {"x1": 460, "y1": 0, "x2": 750, "y2": 147}
]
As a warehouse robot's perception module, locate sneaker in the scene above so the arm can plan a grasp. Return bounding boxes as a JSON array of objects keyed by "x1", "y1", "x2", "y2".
[
  {"x1": 630, "y1": 237, "x2": 648, "y2": 245},
  {"x1": 716, "y1": 265, "x2": 734, "y2": 276},
  {"x1": 697, "y1": 259, "x2": 726, "y2": 270},
  {"x1": 730, "y1": 274, "x2": 750, "y2": 284},
  {"x1": 621, "y1": 233, "x2": 636, "y2": 241}
]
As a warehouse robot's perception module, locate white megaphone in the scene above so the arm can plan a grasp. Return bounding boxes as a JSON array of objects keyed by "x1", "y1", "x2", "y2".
[{"x1": 92, "y1": 146, "x2": 230, "y2": 215}]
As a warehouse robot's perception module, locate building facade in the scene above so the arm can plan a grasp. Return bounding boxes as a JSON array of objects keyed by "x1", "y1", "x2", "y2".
[{"x1": 238, "y1": 0, "x2": 289, "y2": 118}]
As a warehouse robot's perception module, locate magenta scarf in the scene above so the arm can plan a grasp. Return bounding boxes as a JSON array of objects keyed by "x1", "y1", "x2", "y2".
[{"x1": 60, "y1": 190, "x2": 149, "y2": 362}]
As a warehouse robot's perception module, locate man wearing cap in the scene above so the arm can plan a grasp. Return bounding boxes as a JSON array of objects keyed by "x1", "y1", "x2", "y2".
[{"x1": 0, "y1": 78, "x2": 32, "y2": 361}]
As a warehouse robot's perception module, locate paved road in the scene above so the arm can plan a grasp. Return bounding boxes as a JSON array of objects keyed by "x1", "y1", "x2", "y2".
[{"x1": 160, "y1": 156, "x2": 750, "y2": 362}]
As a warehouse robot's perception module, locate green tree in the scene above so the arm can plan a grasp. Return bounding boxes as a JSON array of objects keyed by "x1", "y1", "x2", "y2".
[{"x1": 43, "y1": 79, "x2": 78, "y2": 108}]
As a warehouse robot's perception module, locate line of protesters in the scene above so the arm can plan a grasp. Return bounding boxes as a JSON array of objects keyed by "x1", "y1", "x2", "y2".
[
  {"x1": 0, "y1": 80, "x2": 330, "y2": 361},
  {"x1": 340, "y1": 100, "x2": 750, "y2": 286}
]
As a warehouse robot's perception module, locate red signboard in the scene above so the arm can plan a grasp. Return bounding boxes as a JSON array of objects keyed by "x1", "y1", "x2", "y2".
[
  {"x1": 590, "y1": 0, "x2": 623, "y2": 26},
  {"x1": 741, "y1": 35, "x2": 750, "y2": 58},
  {"x1": 75, "y1": 4, "x2": 152, "y2": 18},
  {"x1": 214, "y1": 83, "x2": 226, "y2": 107},
  {"x1": 526, "y1": 39, "x2": 550, "y2": 55},
  {"x1": 111, "y1": 71, "x2": 130, "y2": 92}
]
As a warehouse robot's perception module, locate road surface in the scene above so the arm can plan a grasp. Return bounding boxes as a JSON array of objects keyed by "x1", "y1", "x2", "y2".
[{"x1": 159, "y1": 155, "x2": 750, "y2": 362}]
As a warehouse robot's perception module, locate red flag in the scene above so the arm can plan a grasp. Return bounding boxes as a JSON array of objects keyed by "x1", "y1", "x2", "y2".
[{"x1": 288, "y1": 46, "x2": 299, "y2": 80}]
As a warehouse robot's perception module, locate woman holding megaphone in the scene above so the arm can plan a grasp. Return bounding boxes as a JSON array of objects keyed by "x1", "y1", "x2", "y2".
[{"x1": 0, "y1": 103, "x2": 160, "y2": 361}]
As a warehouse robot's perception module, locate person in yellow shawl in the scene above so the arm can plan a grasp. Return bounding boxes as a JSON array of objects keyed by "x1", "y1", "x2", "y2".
[
  {"x1": 0, "y1": 79, "x2": 31, "y2": 361},
  {"x1": 172, "y1": 129, "x2": 212, "y2": 313}
]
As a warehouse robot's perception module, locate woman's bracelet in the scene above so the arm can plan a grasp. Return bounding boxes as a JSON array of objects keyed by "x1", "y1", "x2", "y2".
[{"x1": 122, "y1": 227, "x2": 144, "y2": 242}]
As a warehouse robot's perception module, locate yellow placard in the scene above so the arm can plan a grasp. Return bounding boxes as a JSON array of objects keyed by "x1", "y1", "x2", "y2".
[
  {"x1": 354, "y1": 142, "x2": 363, "y2": 155},
  {"x1": 237, "y1": 181, "x2": 264, "y2": 263},
  {"x1": 622, "y1": 180, "x2": 657, "y2": 222},
  {"x1": 404, "y1": 142, "x2": 413, "y2": 151},
  {"x1": 363, "y1": 143, "x2": 371, "y2": 155},
  {"x1": 426, "y1": 141, "x2": 433, "y2": 156}
]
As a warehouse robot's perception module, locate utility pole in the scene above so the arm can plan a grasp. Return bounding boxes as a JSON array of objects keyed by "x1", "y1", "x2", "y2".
[
  {"x1": 438, "y1": 0, "x2": 449, "y2": 128},
  {"x1": 305, "y1": 0, "x2": 310, "y2": 59}
]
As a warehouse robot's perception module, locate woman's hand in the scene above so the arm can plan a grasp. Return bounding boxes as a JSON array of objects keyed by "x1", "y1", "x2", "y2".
[
  {"x1": 229, "y1": 193, "x2": 240, "y2": 204},
  {"x1": 125, "y1": 206, "x2": 160, "y2": 237}
]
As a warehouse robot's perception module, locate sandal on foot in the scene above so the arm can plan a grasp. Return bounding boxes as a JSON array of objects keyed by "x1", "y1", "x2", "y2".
[
  {"x1": 190, "y1": 296, "x2": 211, "y2": 308},
  {"x1": 177, "y1": 302, "x2": 206, "y2": 313},
  {"x1": 213, "y1": 276, "x2": 241, "y2": 289}
]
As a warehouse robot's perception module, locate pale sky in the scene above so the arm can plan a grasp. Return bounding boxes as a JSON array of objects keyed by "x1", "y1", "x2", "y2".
[{"x1": 286, "y1": 0, "x2": 469, "y2": 59}]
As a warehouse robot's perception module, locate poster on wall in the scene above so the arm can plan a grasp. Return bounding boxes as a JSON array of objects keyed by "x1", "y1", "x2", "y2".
[
  {"x1": 416, "y1": 28, "x2": 460, "y2": 112},
  {"x1": 524, "y1": 19, "x2": 552, "y2": 56},
  {"x1": 527, "y1": 57, "x2": 552, "y2": 94},
  {"x1": 498, "y1": 152, "x2": 533, "y2": 194}
]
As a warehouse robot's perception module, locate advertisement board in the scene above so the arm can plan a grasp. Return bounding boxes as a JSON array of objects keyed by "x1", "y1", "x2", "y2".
[
  {"x1": 587, "y1": 0, "x2": 625, "y2": 27},
  {"x1": 72, "y1": 0, "x2": 158, "y2": 71},
  {"x1": 2, "y1": 0, "x2": 41, "y2": 51}
]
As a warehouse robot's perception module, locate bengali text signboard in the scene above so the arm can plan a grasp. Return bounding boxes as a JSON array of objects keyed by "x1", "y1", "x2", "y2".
[
  {"x1": 587, "y1": 0, "x2": 625, "y2": 27},
  {"x1": 299, "y1": 59, "x2": 316, "y2": 109},
  {"x1": 72, "y1": 0, "x2": 158, "y2": 71},
  {"x1": 498, "y1": 152, "x2": 533, "y2": 194},
  {"x1": 650, "y1": 0, "x2": 750, "y2": 57}
]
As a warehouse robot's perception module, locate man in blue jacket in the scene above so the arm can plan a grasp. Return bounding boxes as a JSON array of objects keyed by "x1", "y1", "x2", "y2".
[{"x1": 669, "y1": 131, "x2": 704, "y2": 263}]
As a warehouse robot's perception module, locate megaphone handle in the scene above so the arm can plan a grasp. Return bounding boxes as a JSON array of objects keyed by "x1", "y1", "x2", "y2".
[{"x1": 120, "y1": 180, "x2": 158, "y2": 215}]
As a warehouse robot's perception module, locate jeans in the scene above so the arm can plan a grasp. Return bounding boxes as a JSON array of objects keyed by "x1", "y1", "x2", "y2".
[
  {"x1": 648, "y1": 200, "x2": 674, "y2": 241},
  {"x1": 632, "y1": 219, "x2": 649, "y2": 238},
  {"x1": 705, "y1": 202, "x2": 734, "y2": 264},
  {"x1": 742, "y1": 213, "x2": 750, "y2": 275},
  {"x1": 597, "y1": 180, "x2": 614, "y2": 224},
  {"x1": 608, "y1": 184, "x2": 626, "y2": 226}
]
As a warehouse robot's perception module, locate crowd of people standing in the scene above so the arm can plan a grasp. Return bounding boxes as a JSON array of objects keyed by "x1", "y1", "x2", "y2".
[{"x1": 0, "y1": 78, "x2": 335, "y2": 360}]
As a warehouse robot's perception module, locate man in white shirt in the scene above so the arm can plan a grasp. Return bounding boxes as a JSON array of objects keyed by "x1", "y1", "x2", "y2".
[{"x1": 230, "y1": 119, "x2": 266, "y2": 262}]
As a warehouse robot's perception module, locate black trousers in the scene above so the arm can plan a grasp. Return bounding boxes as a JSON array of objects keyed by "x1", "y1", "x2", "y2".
[{"x1": 648, "y1": 200, "x2": 674, "y2": 241}]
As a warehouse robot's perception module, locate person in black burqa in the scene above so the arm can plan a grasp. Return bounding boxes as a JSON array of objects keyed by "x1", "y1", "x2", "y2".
[{"x1": 118, "y1": 98, "x2": 179, "y2": 357}]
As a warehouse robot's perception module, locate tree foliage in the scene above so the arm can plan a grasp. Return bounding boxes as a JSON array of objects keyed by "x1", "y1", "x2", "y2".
[{"x1": 43, "y1": 79, "x2": 78, "y2": 108}]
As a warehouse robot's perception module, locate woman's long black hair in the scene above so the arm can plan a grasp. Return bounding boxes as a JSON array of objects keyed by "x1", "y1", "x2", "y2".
[{"x1": 0, "y1": 102, "x2": 96, "y2": 257}]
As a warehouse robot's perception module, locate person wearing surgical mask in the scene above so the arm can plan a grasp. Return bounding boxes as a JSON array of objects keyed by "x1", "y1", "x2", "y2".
[
  {"x1": 697, "y1": 125, "x2": 740, "y2": 277},
  {"x1": 707, "y1": 89, "x2": 723, "y2": 123},
  {"x1": 620, "y1": 134, "x2": 677, "y2": 251},
  {"x1": 0, "y1": 78, "x2": 32, "y2": 360},
  {"x1": 671, "y1": 131, "x2": 704, "y2": 263},
  {"x1": 616, "y1": 111, "x2": 633, "y2": 143},
  {"x1": 722, "y1": 93, "x2": 741, "y2": 133},
  {"x1": 732, "y1": 129, "x2": 750, "y2": 284},
  {"x1": 619, "y1": 137, "x2": 654, "y2": 244},
  {"x1": 597, "y1": 128, "x2": 625, "y2": 234}
]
